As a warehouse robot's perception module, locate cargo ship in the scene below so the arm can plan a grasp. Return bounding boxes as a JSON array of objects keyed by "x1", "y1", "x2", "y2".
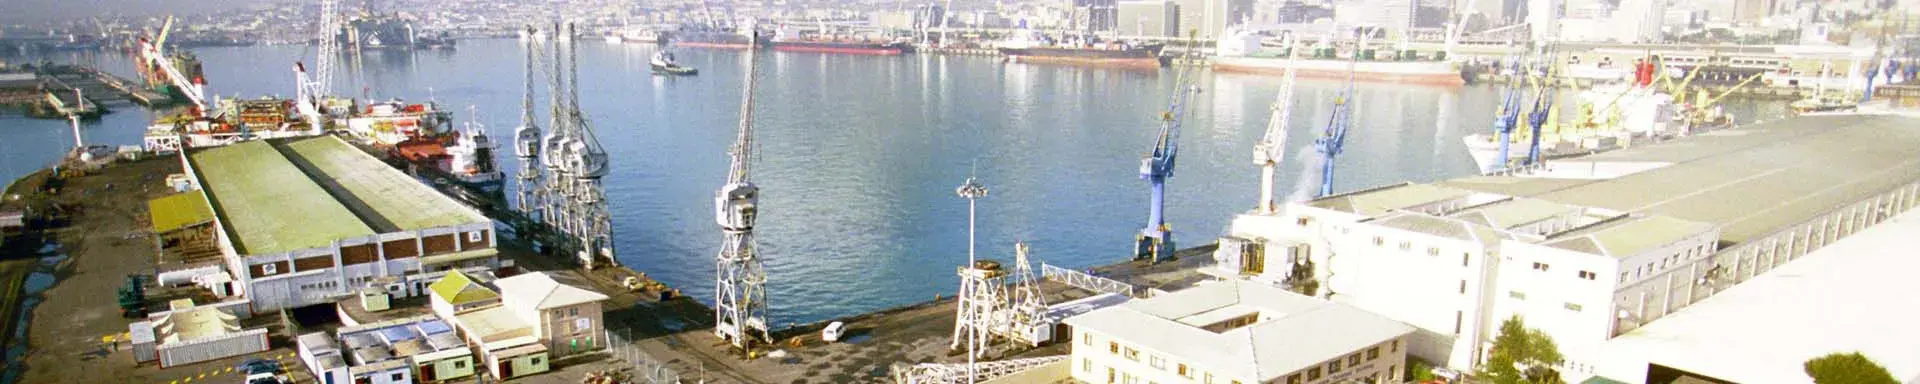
[
  {"x1": 391, "y1": 123, "x2": 504, "y2": 193},
  {"x1": 669, "y1": 23, "x2": 765, "y2": 49},
  {"x1": 770, "y1": 26, "x2": 909, "y2": 55},
  {"x1": 995, "y1": 31, "x2": 1162, "y2": 68},
  {"x1": 1215, "y1": 28, "x2": 1464, "y2": 86}
]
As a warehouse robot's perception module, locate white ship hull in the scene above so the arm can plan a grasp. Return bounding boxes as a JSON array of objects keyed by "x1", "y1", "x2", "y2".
[{"x1": 1214, "y1": 56, "x2": 1465, "y2": 86}]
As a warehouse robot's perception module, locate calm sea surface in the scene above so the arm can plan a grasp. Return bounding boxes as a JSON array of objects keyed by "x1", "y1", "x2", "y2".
[{"x1": 0, "y1": 40, "x2": 1787, "y2": 326}]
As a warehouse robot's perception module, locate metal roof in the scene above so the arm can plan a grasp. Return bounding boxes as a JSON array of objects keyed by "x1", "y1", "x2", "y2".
[
  {"x1": 1063, "y1": 280, "x2": 1414, "y2": 381},
  {"x1": 1308, "y1": 183, "x2": 1476, "y2": 216},
  {"x1": 495, "y1": 271, "x2": 609, "y2": 311},
  {"x1": 1370, "y1": 212, "x2": 1512, "y2": 245},
  {"x1": 280, "y1": 136, "x2": 488, "y2": 232},
  {"x1": 428, "y1": 270, "x2": 498, "y2": 305},
  {"x1": 1450, "y1": 198, "x2": 1580, "y2": 230},
  {"x1": 189, "y1": 140, "x2": 374, "y2": 255},
  {"x1": 1445, "y1": 115, "x2": 1920, "y2": 247},
  {"x1": 454, "y1": 306, "x2": 532, "y2": 342},
  {"x1": 147, "y1": 191, "x2": 216, "y2": 233},
  {"x1": 1580, "y1": 207, "x2": 1920, "y2": 383}
]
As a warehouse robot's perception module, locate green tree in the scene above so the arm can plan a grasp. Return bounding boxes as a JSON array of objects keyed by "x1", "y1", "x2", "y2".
[
  {"x1": 1804, "y1": 352, "x2": 1898, "y2": 384},
  {"x1": 1478, "y1": 316, "x2": 1564, "y2": 384}
]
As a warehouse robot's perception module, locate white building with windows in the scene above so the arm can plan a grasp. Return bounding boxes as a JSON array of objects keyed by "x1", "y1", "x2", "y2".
[
  {"x1": 1063, "y1": 280, "x2": 1414, "y2": 384},
  {"x1": 1212, "y1": 115, "x2": 1920, "y2": 382}
]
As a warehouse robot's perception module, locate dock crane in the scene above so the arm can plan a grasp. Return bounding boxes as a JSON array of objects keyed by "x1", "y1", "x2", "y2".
[
  {"x1": 1313, "y1": 28, "x2": 1362, "y2": 197},
  {"x1": 1133, "y1": 32, "x2": 1203, "y2": 263},
  {"x1": 294, "y1": 0, "x2": 341, "y2": 133},
  {"x1": 714, "y1": 42, "x2": 773, "y2": 352},
  {"x1": 1489, "y1": 55, "x2": 1525, "y2": 171},
  {"x1": 138, "y1": 16, "x2": 210, "y2": 116},
  {"x1": 1523, "y1": 51, "x2": 1556, "y2": 166},
  {"x1": 1253, "y1": 34, "x2": 1302, "y2": 214}
]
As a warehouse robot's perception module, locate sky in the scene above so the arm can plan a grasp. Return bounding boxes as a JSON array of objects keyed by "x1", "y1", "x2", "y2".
[{"x1": 0, "y1": 0, "x2": 275, "y2": 24}]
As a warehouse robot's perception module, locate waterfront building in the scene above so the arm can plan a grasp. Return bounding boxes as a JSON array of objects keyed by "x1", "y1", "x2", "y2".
[
  {"x1": 428, "y1": 269, "x2": 500, "y2": 320},
  {"x1": 298, "y1": 314, "x2": 478, "y2": 384},
  {"x1": 1215, "y1": 114, "x2": 1920, "y2": 380},
  {"x1": 494, "y1": 271, "x2": 610, "y2": 358},
  {"x1": 1064, "y1": 280, "x2": 1414, "y2": 384},
  {"x1": 170, "y1": 135, "x2": 499, "y2": 314}
]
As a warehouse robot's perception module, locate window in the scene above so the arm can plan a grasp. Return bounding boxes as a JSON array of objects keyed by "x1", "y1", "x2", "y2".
[
  {"x1": 1577, "y1": 270, "x2": 1596, "y2": 280},
  {"x1": 1509, "y1": 290, "x2": 1527, "y2": 300},
  {"x1": 1110, "y1": 342, "x2": 1119, "y2": 354},
  {"x1": 1288, "y1": 373, "x2": 1303, "y2": 384},
  {"x1": 1566, "y1": 302, "x2": 1584, "y2": 312},
  {"x1": 1427, "y1": 247, "x2": 1440, "y2": 256},
  {"x1": 1204, "y1": 373, "x2": 1215, "y2": 384},
  {"x1": 1453, "y1": 311, "x2": 1463, "y2": 334},
  {"x1": 1367, "y1": 347, "x2": 1380, "y2": 360},
  {"x1": 391, "y1": 373, "x2": 403, "y2": 381},
  {"x1": 1108, "y1": 367, "x2": 1116, "y2": 383},
  {"x1": 1328, "y1": 359, "x2": 1342, "y2": 373},
  {"x1": 1178, "y1": 363, "x2": 1191, "y2": 378},
  {"x1": 1531, "y1": 262, "x2": 1550, "y2": 272},
  {"x1": 455, "y1": 360, "x2": 465, "y2": 369},
  {"x1": 1619, "y1": 273, "x2": 1629, "y2": 283},
  {"x1": 1461, "y1": 253, "x2": 1469, "y2": 265},
  {"x1": 531, "y1": 357, "x2": 542, "y2": 365},
  {"x1": 1348, "y1": 354, "x2": 1361, "y2": 365},
  {"x1": 1124, "y1": 347, "x2": 1139, "y2": 361},
  {"x1": 1083, "y1": 333, "x2": 1091, "y2": 346},
  {"x1": 1307, "y1": 366, "x2": 1322, "y2": 380},
  {"x1": 1398, "y1": 241, "x2": 1412, "y2": 251},
  {"x1": 569, "y1": 307, "x2": 579, "y2": 317},
  {"x1": 1083, "y1": 358, "x2": 1091, "y2": 372},
  {"x1": 1392, "y1": 339, "x2": 1400, "y2": 352},
  {"x1": 1373, "y1": 236, "x2": 1384, "y2": 246},
  {"x1": 1297, "y1": 217, "x2": 1311, "y2": 226},
  {"x1": 1459, "y1": 280, "x2": 1467, "y2": 294},
  {"x1": 1150, "y1": 355, "x2": 1165, "y2": 369}
]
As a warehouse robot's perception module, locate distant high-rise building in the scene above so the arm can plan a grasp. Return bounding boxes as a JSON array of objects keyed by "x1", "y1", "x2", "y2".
[
  {"x1": 1527, "y1": 0, "x2": 1560, "y2": 41},
  {"x1": 1067, "y1": 0, "x2": 1122, "y2": 32},
  {"x1": 913, "y1": 4, "x2": 947, "y2": 29},
  {"x1": 1118, "y1": 0, "x2": 1181, "y2": 36},
  {"x1": 1734, "y1": 0, "x2": 1769, "y2": 22},
  {"x1": 1613, "y1": 0, "x2": 1663, "y2": 42},
  {"x1": 1170, "y1": 0, "x2": 1229, "y2": 38}
]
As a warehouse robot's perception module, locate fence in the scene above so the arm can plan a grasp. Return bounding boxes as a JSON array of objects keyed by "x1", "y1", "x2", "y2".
[
  {"x1": 606, "y1": 327, "x2": 689, "y2": 384},
  {"x1": 1040, "y1": 263, "x2": 1137, "y2": 298}
]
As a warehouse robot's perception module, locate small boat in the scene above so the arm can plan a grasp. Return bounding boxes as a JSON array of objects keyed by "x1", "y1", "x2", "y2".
[
  {"x1": 1788, "y1": 92, "x2": 1859, "y2": 115},
  {"x1": 651, "y1": 51, "x2": 698, "y2": 75}
]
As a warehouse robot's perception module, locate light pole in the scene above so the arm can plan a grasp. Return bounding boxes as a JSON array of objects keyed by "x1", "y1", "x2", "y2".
[{"x1": 955, "y1": 175, "x2": 988, "y2": 383}]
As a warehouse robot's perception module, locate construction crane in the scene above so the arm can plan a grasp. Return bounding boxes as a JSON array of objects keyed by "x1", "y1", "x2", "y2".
[
  {"x1": 294, "y1": 0, "x2": 341, "y2": 133},
  {"x1": 1134, "y1": 32, "x2": 1202, "y2": 263},
  {"x1": 1252, "y1": 34, "x2": 1302, "y2": 214},
  {"x1": 1489, "y1": 56, "x2": 1524, "y2": 171},
  {"x1": 138, "y1": 16, "x2": 210, "y2": 116},
  {"x1": 1523, "y1": 51, "x2": 1556, "y2": 166},
  {"x1": 714, "y1": 42, "x2": 772, "y2": 352},
  {"x1": 1313, "y1": 28, "x2": 1362, "y2": 197}
]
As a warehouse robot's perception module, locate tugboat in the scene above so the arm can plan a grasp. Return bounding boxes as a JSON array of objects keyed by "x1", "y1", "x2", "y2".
[
  {"x1": 651, "y1": 51, "x2": 698, "y2": 75},
  {"x1": 445, "y1": 122, "x2": 504, "y2": 193}
]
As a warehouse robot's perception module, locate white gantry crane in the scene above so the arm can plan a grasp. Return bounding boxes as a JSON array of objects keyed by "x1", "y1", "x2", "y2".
[
  {"x1": 294, "y1": 0, "x2": 340, "y2": 134},
  {"x1": 714, "y1": 43, "x2": 773, "y2": 352},
  {"x1": 514, "y1": 24, "x2": 545, "y2": 222},
  {"x1": 1252, "y1": 34, "x2": 1302, "y2": 214},
  {"x1": 139, "y1": 16, "x2": 209, "y2": 116},
  {"x1": 1005, "y1": 242, "x2": 1048, "y2": 347},
  {"x1": 529, "y1": 22, "x2": 615, "y2": 269}
]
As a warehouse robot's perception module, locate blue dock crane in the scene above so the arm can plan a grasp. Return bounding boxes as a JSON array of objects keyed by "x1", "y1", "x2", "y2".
[
  {"x1": 1133, "y1": 33, "x2": 1203, "y2": 263},
  {"x1": 1524, "y1": 54, "x2": 1556, "y2": 166},
  {"x1": 1490, "y1": 56, "x2": 1525, "y2": 172},
  {"x1": 1313, "y1": 27, "x2": 1364, "y2": 197}
]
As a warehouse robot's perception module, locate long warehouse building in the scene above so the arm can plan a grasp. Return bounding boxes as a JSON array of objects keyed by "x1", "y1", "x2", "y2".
[
  {"x1": 1213, "y1": 114, "x2": 1920, "y2": 383},
  {"x1": 169, "y1": 135, "x2": 500, "y2": 313}
]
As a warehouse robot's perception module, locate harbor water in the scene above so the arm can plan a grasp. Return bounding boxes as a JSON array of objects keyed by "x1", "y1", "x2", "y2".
[{"x1": 0, "y1": 40, "x2": 1788, "y2": 327}]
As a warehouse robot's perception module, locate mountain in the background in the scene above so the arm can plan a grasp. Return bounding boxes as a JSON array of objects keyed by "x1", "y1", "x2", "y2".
[{"x1": 0, "y1": 0, "x2": 279, "y2": 24}]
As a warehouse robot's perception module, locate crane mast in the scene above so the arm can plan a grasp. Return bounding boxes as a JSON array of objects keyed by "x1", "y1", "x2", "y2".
[
  {"x1": 1253, "y1": 34, "x2": 1302, "y2": 214},
  {"x1": 1133, "y1": 33, "x2": 1201, "y2": 263},
  {"x1": 715, "y1": 45, "x2": 772, "y2": 352},
  {"x1": 515, "y1": 24, "x2": 545, "y2": 221},
  {"x1": 1523, "y1": 52, "x2": 1555, "y2": 166},
  {"x1": 1314, "y1": 27, "x2": 1362, "y2": 198},
  {"x1": 295, "y1": 0, "x2": 341, "y2": 133}
]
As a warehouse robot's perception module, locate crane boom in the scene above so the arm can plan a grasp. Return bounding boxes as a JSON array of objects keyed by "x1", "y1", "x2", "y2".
[
  {"x1": 1253, "y1": 34, "x2": 1301, "y2": 214},
  {"x1": 1133, "y1": 32, "x2": 1202, "y2": 263},
  {"x1": 1313, "y1": 27, "x2": 1362, "y2": 197},
  {"x1": 145, "y1": 16, "x2": 209, "y2": 115}
]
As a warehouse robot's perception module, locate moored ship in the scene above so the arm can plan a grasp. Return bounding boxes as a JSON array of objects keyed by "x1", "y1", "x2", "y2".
[
  {"x1": 996, "y1": 30, "x2": 1163, "y2": 68},
  {"x1": 670, "y1": 23, "x2": 764, "y2": 49},
  {"x1": 343, "y1": 100, "x2": 453, "y2": 146},
  {"x1": 770, "y1": 25, "x2": 911, "y2": 55},
  {"x1": 1463, "y1": 60, "x2": 1739, "y2": 172},
  {"x1": 1215, "y1": 28, "x2": 1463, "y2": 86}
]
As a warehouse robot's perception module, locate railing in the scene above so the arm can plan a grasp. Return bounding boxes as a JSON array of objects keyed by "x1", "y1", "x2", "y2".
[
  {"x1": 890, "y1": 355, "x2": 1070, "y2": 384},
  {"x1": 606, "y1": 328, "x2": 687, "y2": 384},
  {"x1": 1041, "y1": 263, "x2": 1137, "y2": 298}
]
